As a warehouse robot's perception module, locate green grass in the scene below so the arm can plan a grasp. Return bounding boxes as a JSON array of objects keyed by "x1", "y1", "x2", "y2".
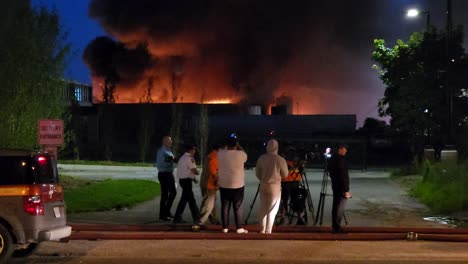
[
  {"x1": 62, "y1": 177, "x2": 160, "y2": 213},
  {"x1": 59, "y1": 159, "x2": 153, "y2": 167},
  {"x1": 60, "y1": 175, "x2": 95, "y2": 190},
  {"x1": 410, "y1": 161, "x2": 468, "y2": 213},
  {"x1": 390, "y1": 164, "x2": 421, "y2": 178}
]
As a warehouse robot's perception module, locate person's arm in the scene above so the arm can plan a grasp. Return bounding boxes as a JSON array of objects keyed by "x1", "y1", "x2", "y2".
[
  {"x1": 279, "y1": 158, "x2": 288, "y2": 179},
  {"x1": 164, "y1": 154, "x2": 174, "y2": 163},
  {"x1": 207, "y1": 156, "x2": 217, "y2": 177},
  {"x1": 338, "y1": 158, "x2": 350, "y2": 195},
  {"x1": 339, "y1": 158, "x2": 349, "y2": 192},
  {"x1": 187, "y1": 157, "x2": 199, "y2": 183},
  {"x1": 255, "y1": 158, "x2": 262, "y2": 181},
  {"x1": 156, "y1": 149, "x2": 162, "y2": 168},
  {"x1": 189, "y1": 157, "x2": 199, "y2": 176}
]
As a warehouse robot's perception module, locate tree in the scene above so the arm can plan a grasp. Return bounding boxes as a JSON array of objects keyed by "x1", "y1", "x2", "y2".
[
  {"x1": 0, "y1": 2, "x2": 70, "y2": 149},
  {"x1": 59, "y1": 87, "x2": 82, "y2": 160},
  {"x1": 372, "y1": 26, "x2": 467, "y2": 157},
  {"x1": 138, "y1": 77, "x2": 155, "y2": 162},
  {"x1": 169, "y1": 56, "x2": 185, "y2": 156},
  {"x1": 197, "y1": 92, "x2": 209, "y2": 165}
]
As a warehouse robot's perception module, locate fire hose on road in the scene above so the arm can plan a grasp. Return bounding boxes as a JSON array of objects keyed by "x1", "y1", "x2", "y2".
[{"x1": 68, "y1": 224, "x2": 468, "y2": 242}]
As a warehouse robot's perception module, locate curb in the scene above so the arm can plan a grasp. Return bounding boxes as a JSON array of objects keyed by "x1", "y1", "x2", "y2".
[{"x1": 58, "y1": 164, "x2": 157, "y2": 172}]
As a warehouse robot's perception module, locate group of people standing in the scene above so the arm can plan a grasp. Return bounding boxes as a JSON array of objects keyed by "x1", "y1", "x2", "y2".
[{"x1": 156, "y1": 135, "x2": 351, "y2": 234}]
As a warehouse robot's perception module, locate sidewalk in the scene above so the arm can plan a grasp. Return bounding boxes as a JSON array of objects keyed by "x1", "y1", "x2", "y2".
[{"x1": 67, "y1": 168, "x2": 454, "y2": 228}]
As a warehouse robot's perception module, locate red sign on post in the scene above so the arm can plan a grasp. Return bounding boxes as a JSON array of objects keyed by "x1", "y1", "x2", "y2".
[
  {"x1": 38, "y1": 119, "x2": 64, "y2": 145},
  {"x1": 44, "y1": 145, "x2": 58, "y2": 160}
]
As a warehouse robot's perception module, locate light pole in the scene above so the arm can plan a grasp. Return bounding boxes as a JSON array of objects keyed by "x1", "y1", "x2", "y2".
[{"x1": 406, "y1": 8, "x2": 431, "y2": 30}]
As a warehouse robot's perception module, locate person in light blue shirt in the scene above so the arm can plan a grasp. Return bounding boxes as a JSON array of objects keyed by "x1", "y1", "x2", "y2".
[{"x1": 156, "y1": 136, "x2": 176, "y2": 221}]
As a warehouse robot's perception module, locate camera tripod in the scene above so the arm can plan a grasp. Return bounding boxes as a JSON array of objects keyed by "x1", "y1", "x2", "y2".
[
  {"x1": 245, "y1": 171, "x2": 315, "y2": 225},
  {"x1": 315, "y1": 167, "x2": 348, "y2": 226}
]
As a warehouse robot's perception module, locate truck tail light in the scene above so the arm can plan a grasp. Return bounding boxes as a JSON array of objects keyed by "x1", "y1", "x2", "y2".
[{"x1": 23, "y1": 195, "x2": 45, "y2": 216}]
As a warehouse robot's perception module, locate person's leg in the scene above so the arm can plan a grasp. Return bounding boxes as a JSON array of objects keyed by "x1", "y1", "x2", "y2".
[
  {"x1": 332, "y1": 194, "x2": 347, "y2": 231},
  {"x1": 258, "y1": 186, "x2": 268, "y2": 233},
  {"x1": 220, "y1": 188, "x2": 231, "y2": 230},
  {"x1": 335, "y1": 196, "x2": 347, "y2": 228},
  {"x1": 158, "y1": 172, "x2": 169, "y2": 219},
  {"x1": 232, "y1": 187, "x2": 245, "y2": 230},
  {"x1": 208, "y1": 191, "x2": 219, "y2": 224},
  {"x1": 332, "y1": 194, "x2": 339, "y2": 230},
  {"x1": 186, "y1": 181, "x2": 200, "y2": 223},
  {"x1": 173, "y1": 179, "x2": 190, "y2": 222},
  {"x1": 166, "y1": 173, "x2": 177, "y2": 218},
  {"x1": 266, "y1": 186, "x2": 282, "y2": 233},
  {"x1": 199, "y1": 192, "x2": 211, "y2": 224},
  {"x1": 200, "y1": 190, "x2": 216, "y2": 224}
]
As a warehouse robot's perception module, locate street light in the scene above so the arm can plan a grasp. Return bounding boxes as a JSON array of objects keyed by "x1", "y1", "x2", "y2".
[{"x1": 406, "y1": 8, "x2": 431, "y2": 30}]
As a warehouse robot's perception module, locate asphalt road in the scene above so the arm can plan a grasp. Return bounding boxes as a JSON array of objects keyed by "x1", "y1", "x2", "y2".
[{"x1": 9, "y1": 240, "x2": 468, "y2": 264}]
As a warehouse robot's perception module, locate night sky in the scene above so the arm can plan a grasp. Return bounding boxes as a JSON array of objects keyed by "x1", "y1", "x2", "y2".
[{"x1": 35, "y1": 0, "x2": 468, "y2": 126}]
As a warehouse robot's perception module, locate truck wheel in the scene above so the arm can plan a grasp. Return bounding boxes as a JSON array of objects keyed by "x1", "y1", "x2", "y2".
[
  {"x1": 0, "y1": 223, "x2": 14, "y2": 263},
  {"x1": 12, "y1": 243, "x2": 39, "y2": 258}
]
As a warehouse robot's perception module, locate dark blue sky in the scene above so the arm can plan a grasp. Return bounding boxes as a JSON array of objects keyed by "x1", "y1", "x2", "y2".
[
  {"x1": 34, "y1": 0, "x2": 106, "y2": 84},
  {"x1": 35, "y1": 0, "x2": 468, "y2": 85}
]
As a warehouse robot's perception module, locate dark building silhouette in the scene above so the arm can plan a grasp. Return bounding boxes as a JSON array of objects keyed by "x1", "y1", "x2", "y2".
[{"x1": 66, "y1": 102, "x2": 366, "y2": 169}]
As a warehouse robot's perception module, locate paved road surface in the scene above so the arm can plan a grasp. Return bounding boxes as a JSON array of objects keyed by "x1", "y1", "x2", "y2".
[{"x1": 10, "y1": 240, "x2": 468, "y2": 264}]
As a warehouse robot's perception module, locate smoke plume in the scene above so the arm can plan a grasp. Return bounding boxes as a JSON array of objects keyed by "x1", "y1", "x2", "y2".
[{"x1": 84, "y1": 0, "x2": 393, "y2": 119}]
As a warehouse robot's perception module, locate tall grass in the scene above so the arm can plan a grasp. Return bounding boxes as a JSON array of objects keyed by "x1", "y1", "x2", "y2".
[{"x1": 410, "y1": 161, "x2": 468, "y2": 213}]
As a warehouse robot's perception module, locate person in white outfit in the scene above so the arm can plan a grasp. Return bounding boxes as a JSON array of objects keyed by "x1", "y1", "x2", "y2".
[{"x1": 255, "y1": 139, "x2": 288, "y2": 234}]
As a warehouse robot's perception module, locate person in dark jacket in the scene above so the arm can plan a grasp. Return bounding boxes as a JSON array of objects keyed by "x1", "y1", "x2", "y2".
[{"x1": 327, "y1": 144, "x2": 351, "y2": 233}]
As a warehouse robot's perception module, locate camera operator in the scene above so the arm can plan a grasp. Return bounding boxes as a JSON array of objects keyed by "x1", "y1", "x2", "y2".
[
  {"x1": 327, "y1": 144, "x2": 351, "y2": 233},
  {"x1": 279, "y1": 156, "x2": 306, "y2": 225}
]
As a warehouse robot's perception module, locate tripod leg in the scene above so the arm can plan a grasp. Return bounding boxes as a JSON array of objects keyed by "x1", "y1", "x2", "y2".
[
  {"x1": 315, "y1": 169, "x2": 330, "y2": 226},
  {"x1": 245, "y1": 184, "x2": 260, "y2": 224},
  {"x1": 314, "y1": 193, "x2": 323, "y2": 226},
  {"x1": 302, "y1": 173, "x2": 315, "y2": 221},
  {"x1": 319, "y1": 194, "x2": 326, "y2": 226}
]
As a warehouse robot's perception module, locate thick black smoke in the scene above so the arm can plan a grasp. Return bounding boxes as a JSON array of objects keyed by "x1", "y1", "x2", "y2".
[
  {"x1": 83, "y1": 36, "x2": 153, "y2": 86},
  {"x1": 84, "y1": 0, "x2": 468, "y2": 121}
]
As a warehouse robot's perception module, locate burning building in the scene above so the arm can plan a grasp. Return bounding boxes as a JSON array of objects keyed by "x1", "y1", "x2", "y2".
[
  {"x1": 73, "y1": 0, "x2": 403, "y2": 167},
  {"x1": 83, "y1": 0, "x2": 385, "y2": 118}
]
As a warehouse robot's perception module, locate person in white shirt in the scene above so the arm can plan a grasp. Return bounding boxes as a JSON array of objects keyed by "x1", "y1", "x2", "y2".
[
  {"x1": 217, "y1": 136, "x2": 248, "y2": 234},
  {"x1": 255, "y1": 139, "x2": 288, "y2": 234},
  {"x1": 173, "y1": 144, "x2": 201, "y2": 225}
]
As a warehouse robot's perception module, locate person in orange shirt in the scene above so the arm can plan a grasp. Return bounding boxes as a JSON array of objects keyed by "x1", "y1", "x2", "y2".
[
  {"x1": 199, "y1": 143, "x2": 223, "y2": 224},
  {"x1": 279, "y1": 157, "x2": 305, "y2": 225}
]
